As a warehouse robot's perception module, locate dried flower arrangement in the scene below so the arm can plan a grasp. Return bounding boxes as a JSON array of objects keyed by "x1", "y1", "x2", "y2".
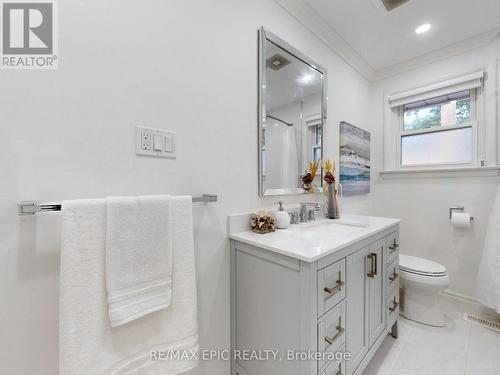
[
  {"x1": 323, "y1": 159, "x2": 340, "y2": 219},
  {"x1": 302, "y1": 160, "x2": 320, "y2": 192},
  {"x1": 250, "y1": 212, "x2": 275, "y2": 234},
  {"x1": 323, "y1": 159, "x2": 335, "y2": 184}
]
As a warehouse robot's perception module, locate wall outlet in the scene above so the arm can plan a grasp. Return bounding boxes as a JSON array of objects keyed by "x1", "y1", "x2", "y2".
[
  {"x1": 135, "y1": 126, "x2": 176, "y2": 158},
  {"x1": 141, "y1": 130, "x2": 152, "y2": 150}
]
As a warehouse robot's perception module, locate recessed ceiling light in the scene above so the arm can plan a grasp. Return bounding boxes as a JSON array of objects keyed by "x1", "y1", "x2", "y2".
[{"x1": 415, "y1": 23, "x2": 431, "y2": 34}]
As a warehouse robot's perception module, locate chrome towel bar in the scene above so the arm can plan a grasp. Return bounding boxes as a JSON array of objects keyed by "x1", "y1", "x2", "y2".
[{"x1": 18, "y1": 194, "x2": 218, "y2": 216}]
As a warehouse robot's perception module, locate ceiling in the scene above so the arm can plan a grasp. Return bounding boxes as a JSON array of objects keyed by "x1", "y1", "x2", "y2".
[{"x1": 300, "y1": 0, "x2": 500, "y2": 71}]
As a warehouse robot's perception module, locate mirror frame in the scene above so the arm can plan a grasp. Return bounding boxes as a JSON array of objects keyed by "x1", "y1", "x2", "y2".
[{"x1": 258, "y1": 26, "x2": 328, "y2": 197}]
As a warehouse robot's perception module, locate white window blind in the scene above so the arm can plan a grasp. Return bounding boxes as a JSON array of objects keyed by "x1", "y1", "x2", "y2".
[{"x1": 388, "y1": 70, "x2": 484, "y2": 108}]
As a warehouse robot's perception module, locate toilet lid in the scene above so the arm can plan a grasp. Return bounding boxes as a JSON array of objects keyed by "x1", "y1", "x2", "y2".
[{"x1": 399, "y1": 255, "x2": 447, "y2": 277}]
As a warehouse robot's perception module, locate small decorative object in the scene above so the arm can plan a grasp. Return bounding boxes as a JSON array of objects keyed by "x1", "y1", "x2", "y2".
[
  {"x1": 250, "y1": 211, "x2": 276, "y2": 234},
  {"x1": 301, "y1": 160, "x2": 320, "y2": 192},
  {"x1": 340, "y1": 121, "x2": 371, "y2": 194},
  {"x1": 274, "y1": 201, "x2": 291, "y2": 229},
  {"x1": 323, "y1": 159, "x2": 340, "y2": 219}
]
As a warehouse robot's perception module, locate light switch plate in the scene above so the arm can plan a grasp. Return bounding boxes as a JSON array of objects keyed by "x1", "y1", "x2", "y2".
[
  {"x1": 165, "y1": 135, "x2": 174, "y2": 153},
  {"x1": 153, "y1": 135, "x2": 163, "y2": 151},
  {"x1": 135, "y1": 126, "x2": 176, "y2": 158}
]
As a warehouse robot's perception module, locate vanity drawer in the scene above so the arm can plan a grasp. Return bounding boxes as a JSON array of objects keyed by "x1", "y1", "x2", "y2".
[
  {"x1": 387, "y1": 285, "x2": 400, "y2": 328},
  {"x1": 385, "y1": 232, "x2": 399, "y2": 265},
  {"x1": 318, "y1": 300, "x2": 346, "y2": 371},
  {"x1": 318, "y1": 258, "x2": 346, "y2": 317},
  {"x1": 386, "y1": 257, "x2": 399, "y2": 291},
  {"x1": 319, "y1": 347, "x2": 346, "y2": 375}
]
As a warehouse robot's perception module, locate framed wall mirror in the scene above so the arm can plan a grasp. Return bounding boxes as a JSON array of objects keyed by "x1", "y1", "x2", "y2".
[{"x1": 258, "y1": 27, "x2": 327, "y2": 197}]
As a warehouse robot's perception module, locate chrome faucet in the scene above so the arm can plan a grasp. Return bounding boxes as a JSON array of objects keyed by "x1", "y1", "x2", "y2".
[{"x1": 299, "y1": 202, "x2": 320, "y2": 223}]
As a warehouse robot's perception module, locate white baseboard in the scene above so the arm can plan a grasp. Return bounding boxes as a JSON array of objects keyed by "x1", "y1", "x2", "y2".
[
  {"x1": 443, "y1": 289, "x2": 500, "y2": 318},
  {"x1": 442, "y1": 289, "x2": 481, "y2": 305}
]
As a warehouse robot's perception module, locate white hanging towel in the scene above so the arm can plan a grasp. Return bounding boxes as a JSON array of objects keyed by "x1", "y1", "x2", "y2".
[
  {"x1": 476, "y1": 185, "x2": 500, "y2": 313},
  {"x1": 60, "y1": 197, "x2": 198, "y2": 375},
  {"x1": 105, "y1": 195, "x2": 173, "y2": 327}
]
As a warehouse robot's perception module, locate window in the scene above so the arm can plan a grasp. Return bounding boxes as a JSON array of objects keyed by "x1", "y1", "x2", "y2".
[
  {"x1": 386, "y1": 70, "x2": 486, "y2": 171},
  {"x1": 403, "y1": 90, "x2": 471, "y2": 131},
  {"x1": 400, "y1": 89, "x2": 475, "y2": 166},
  {"x1": 311, "y1": 124, "x2": 322, "y2": 163},
  {"x1": 306, "y1": 115, "x2": 322, "y2": 164}
]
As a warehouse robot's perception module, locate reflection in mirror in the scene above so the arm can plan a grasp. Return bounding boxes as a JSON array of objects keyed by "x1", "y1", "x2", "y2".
[{"x1": 259, "y1": 27, "x2": 327, "y2": 196}]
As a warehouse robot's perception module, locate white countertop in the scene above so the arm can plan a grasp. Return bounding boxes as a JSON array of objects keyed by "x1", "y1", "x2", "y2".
[{"x1": 229, "y1": 215, "x2": 400, "y2": 262}]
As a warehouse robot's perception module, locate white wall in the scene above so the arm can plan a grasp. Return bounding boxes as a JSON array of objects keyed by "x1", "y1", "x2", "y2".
[
  {"x1": 0, "y1": 1, "x2": 372, "y2": 374},
  {"x1": 371, "y1": 38, "x2": 500, "y2": 300}
]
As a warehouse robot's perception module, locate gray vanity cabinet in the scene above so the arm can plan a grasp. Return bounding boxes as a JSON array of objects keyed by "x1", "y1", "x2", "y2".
[
  {"x1": 345, "y1": 246, "x2": 370, "y2": 373},
  {"x1": 346, "y1": 239, "x2": 387, "y2": 375},
  {"x1": 230, "y1": 224, "x2": 399, "y2": 375},
  {"x1": 368, "y1": 239, "x2": 386, "y2": 347}
]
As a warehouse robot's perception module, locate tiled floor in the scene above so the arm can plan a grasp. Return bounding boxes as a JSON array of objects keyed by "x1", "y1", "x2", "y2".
[{"x1": 362, "y1": 296, "x2": 500, "y2": 375}]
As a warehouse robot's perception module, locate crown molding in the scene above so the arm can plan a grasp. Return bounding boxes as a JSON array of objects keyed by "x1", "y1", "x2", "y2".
[
  {"x1": 274, "y1": 0, "x2": 375, "y2": 81},
  {"x1": 373, "y1": 28, "x2": 500, "y2": 81}
]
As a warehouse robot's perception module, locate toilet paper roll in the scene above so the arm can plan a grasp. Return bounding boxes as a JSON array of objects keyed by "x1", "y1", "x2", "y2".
[{"x1": 451, "y1": 212, "x2": 471, "y2": 227}]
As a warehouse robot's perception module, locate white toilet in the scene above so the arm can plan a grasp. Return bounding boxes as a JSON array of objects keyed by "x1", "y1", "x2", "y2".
[{"x1": 399, "y1": 255, "x2": 450, "y2": 327}]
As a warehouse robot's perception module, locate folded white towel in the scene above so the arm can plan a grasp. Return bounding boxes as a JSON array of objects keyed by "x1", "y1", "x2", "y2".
[
  {"x1": 106, "y1": 195, "x2": 173, "y2": 327},
  {"x1": 60, "y1": 197, "x2": 198, "y2": 375}
]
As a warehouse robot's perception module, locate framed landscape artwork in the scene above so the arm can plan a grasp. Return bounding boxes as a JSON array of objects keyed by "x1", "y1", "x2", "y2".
[{"x1": 339, "y1": 122, "x2": 370, "y2": 194}]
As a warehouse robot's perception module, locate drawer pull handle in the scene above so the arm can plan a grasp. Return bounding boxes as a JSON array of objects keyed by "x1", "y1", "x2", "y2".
[
  {"x1": 367, "y1": 253, "x2": 377, "y2": 278},
  {"x1": 389, "y1": 243, "x2": 399, "y2": 253},
  {"x1": 324, "y1": 280, "x2": 344, "y2": 296},
  {"x1": 324, "y1": 326, "x2": 344, "y2": 345},
  {"x1": 389, "y1": 301, "x2": 399, "y2": 314},
  {"x1": 389, "y1": 272, "x2": 399, "y2": 282}
]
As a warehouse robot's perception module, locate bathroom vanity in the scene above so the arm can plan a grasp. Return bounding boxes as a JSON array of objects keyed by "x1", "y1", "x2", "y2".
[{"x1": 229, "y1": 215, "x2": 400, "y2": 375}]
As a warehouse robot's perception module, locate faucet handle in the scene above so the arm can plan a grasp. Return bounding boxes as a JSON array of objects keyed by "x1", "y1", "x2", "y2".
[
  {"x1": 299, "y1": 202, "x2": 321, "y2": 223},
  {"x1": 307, "y1": 209, "x2": 316, "y2": 222}
]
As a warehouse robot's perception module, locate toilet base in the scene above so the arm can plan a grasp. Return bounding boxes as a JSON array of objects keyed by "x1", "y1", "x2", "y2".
[
  {"x1": 400, "y1": 283, "x2": 447, "y2": 327},
  {"x1": 400, "y1": 313, "x2": 446, "y2": 327}
]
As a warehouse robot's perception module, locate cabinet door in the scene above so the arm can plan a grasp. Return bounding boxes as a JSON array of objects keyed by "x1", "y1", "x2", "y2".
[
  {"x1": 346, "y1": 246, "x2": 370, "y2": 375},
  {"x1": 368, "y1": 239, "x2": 385, "y2": 348}
]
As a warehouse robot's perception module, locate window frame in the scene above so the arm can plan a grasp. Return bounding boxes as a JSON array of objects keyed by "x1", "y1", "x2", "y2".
[
  {"x1": 395, "y1": 88, "x2": 478, "y2": 170},
  {"x1": 306, "y1": 114, "x2": 323, "y2": 183},
  {"x1": 306, "y1": 114, "x2": 322, "y2": 163}
]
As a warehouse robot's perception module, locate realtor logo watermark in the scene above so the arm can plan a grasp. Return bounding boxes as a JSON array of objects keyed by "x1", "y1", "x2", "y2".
[{"x1": 1, "y1": 0, "x2": 58, "y2": 69}]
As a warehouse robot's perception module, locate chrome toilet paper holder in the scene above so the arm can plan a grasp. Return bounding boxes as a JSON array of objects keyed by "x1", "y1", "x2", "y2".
[{"x1": 449, "y1": 206, "x2": 474, "y2": 222}]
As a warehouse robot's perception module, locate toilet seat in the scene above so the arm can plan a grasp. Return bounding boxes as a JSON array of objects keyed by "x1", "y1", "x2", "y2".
[{"x1": 399, "y1": 255, "x2": 447, "y2": 277}]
